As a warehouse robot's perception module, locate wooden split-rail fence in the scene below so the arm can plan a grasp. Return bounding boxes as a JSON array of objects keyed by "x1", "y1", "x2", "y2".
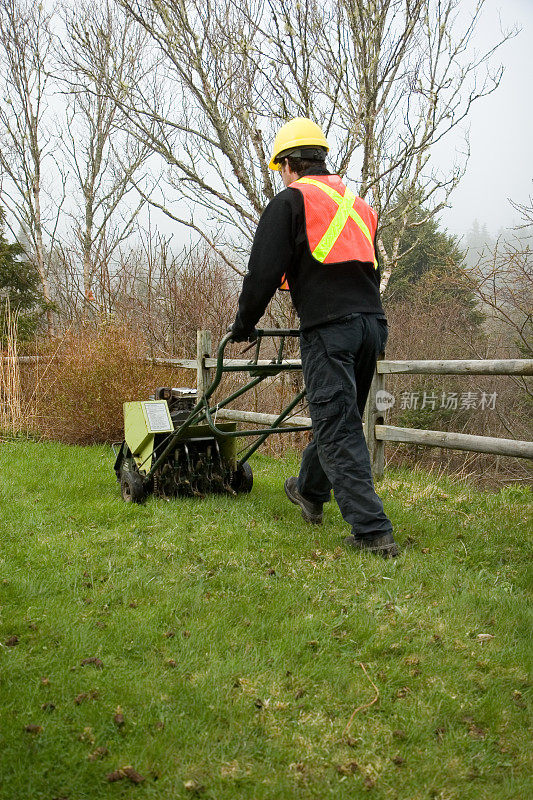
[
  {"x1": 150, "y1": 330, "x2": 533, "y2": 478},
  {"x1": 5, "y1": 330, "x2": 532, "y2": 476}
]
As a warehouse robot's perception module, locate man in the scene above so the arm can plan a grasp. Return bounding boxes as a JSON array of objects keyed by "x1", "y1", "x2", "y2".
[{"x1": 231, "y1": 118, "x2": 397, "y2": 557}]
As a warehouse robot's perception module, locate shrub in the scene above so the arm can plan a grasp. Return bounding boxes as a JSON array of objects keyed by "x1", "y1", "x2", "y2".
[{"x1": 31, "y1": 324, "x2": 192, "y2": 444}]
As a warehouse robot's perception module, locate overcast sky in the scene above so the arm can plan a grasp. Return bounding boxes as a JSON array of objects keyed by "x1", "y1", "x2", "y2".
[{"x1": 439, "y1": 0, "x2": 532, "y2": 236}]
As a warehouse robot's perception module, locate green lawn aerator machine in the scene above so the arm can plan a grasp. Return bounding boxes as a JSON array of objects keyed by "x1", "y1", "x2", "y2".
[{"x1": 113, "y1": 329, "x2": 310, "y2": 503}]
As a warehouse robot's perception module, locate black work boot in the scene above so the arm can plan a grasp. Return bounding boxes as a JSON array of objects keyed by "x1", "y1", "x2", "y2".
[
  {"x1": 344, "y1": 532, "x2": 399, "y2": 558},
  {"x1": 284, "y1": 477, "x2": 323, "y2": 524}
]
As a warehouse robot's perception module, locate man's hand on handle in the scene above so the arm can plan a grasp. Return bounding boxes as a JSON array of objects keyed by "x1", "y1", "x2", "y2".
[{"x1": 229, "y1": 325, "x2": 258, "y2": 344}]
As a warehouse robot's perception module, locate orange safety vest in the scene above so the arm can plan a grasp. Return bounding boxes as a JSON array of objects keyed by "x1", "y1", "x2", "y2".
[{"x1": 279, "y1": 174, "x2": 378, "y2": 290}]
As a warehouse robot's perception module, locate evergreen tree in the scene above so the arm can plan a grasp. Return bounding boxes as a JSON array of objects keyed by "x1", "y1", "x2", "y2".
[
  {"x1": 463, "y1": 220, "x2": 496, "y2": 269},
  {"x1": 382, "y1": 194, "x2": 479, "y2": 321},
  {"x1": 0, "y1": 207, "x2": 45, "y2": 340}
]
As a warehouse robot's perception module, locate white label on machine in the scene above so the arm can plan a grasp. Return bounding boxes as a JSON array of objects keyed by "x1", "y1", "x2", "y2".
[{"x1": 142, "y1": 401, "x2": 173, "y2": 432}]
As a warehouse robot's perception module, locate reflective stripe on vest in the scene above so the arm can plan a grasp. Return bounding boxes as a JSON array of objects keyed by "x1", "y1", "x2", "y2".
[{"x1": 293, "y1": 175, "x2": 378, "y2": 268}]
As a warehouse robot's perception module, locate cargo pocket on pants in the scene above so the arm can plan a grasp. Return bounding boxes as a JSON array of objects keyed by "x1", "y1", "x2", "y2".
[
  {"x1": 307, "y1": 384, "x2": 345, "y2": 444},
  {"x1": 376, "y1": 316, "x2": 389, "y2": 353}
]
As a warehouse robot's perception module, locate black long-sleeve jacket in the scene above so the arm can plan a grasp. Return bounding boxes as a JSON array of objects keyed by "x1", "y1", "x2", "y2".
[{"x1": 232, "y1": 167, "x2": 385, "y2": 339}]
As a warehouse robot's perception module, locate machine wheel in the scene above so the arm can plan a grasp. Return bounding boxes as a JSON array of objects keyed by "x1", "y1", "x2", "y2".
[
  {"x1": 232, "y1": 462, "x2": 253, "y2": 494},
  {"x1": 120, "y1": 470, "x2": 145, "y2": 503}
]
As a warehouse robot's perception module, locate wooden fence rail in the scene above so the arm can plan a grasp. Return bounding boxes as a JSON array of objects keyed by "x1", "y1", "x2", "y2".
[
  {"x1": 378, "y1": 359, "x2": 532, "y2": 376},
  {"x1": 364, "y1": 357, "x2": 533, "y2": 476},
  {"x1": 182, "y1": 334, "x2": 533, "y2": 476}
]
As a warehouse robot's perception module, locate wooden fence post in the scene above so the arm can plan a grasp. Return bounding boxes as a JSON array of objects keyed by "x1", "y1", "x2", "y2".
[
  {"x1": 196, "y1": 330, "x2": 212, "y2": 399},
  {"x1": 363, "y1": 355, "x2": 386, "y2": 479}
]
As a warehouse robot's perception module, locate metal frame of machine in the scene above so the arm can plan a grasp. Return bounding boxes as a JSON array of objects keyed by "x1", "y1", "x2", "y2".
[{"x1": 114, "y1": 329, "x2": 310, "y2": 502}]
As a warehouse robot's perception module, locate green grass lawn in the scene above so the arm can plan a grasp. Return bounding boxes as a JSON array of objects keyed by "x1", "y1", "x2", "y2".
[{"x1": 0, "y1": 440, "x2": 531, "y2": 799}]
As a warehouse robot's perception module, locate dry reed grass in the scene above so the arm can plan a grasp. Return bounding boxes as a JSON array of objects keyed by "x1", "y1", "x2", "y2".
[{"x1": 0, "y1": 303, "x2": 26, "y2": 437}]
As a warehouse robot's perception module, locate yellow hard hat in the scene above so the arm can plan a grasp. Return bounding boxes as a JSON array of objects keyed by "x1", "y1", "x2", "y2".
[{"x1": 269, "y1": 117, "x2": 329, "y2": 171}]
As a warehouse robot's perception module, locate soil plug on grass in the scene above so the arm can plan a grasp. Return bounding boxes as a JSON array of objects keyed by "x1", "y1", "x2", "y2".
[
  {"x1": 106, "y1": 766, "x2": 145, "y2": 784},
  {"x1": 5, "y1": 635, "x2": 19, "y2": 646},
  {"x1": 24, "y1": 724, "x2": 42, "y2": 734},
  {"x1": 113, "y1": 706, "x2": 125, "y2": 727},
  {"x1": 80, "y1": 657, "x2": 103, "y2": 668},
  {"x1": 123, "y1": 767, "x2": 144, "y2": 784},
  {"x1": 88, "y1": 746, "x2": 108, "y2": 762},
  {"x1": 336, "y1": 761, "x2": 359, "y2": 776},
  {"x1": 74, "y1": 689, "x2": 98, "y2": 705},
  {"x1": 464, "y1": 717, "x2": 486, "y2": 739}
]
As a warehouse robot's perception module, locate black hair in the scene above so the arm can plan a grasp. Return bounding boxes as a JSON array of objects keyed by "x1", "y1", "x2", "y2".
[{"x1": 284, "y1": 155, "x2": 326, "y2": 176}]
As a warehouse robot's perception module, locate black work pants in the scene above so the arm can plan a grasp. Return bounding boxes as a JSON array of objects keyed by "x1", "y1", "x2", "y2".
[{"x1": 298, "y1": 313, "x2": 392, "y2": 537}]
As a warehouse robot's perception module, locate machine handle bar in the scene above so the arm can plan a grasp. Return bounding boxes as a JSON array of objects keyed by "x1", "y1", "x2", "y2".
[
  {"x1": 254, "y1": 328, "x2": 301, "y2": 337},
  {"x1": 209, "y1": 329, "x2": 301, "y2": 402},
  {"x1": 147, "y1": 329, "x2": 301, "y2": 477}
]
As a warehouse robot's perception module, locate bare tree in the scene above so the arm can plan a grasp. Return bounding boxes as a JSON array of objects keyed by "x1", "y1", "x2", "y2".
[
  {"x1": 0, "y1": 0, "x2": 60, "y2": 335},
  {"x1": 470, "y1": 199, "x2": 532, "y2": 361},
  {"x1": 110, "y1": 0, "x2": 351, "y2": 272},
  {"x1": 109, "y1": 0, "x2": 277, "y2": 276},
  {"x1": 110, "y1": 0, "x2": 509, "y2": 290},
  {"x1": 55, "y1": 0, "x2": 151, "y2": 309},
  {"x1": 329, "y1": 0, "x2": 511, "y2": 291}
]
